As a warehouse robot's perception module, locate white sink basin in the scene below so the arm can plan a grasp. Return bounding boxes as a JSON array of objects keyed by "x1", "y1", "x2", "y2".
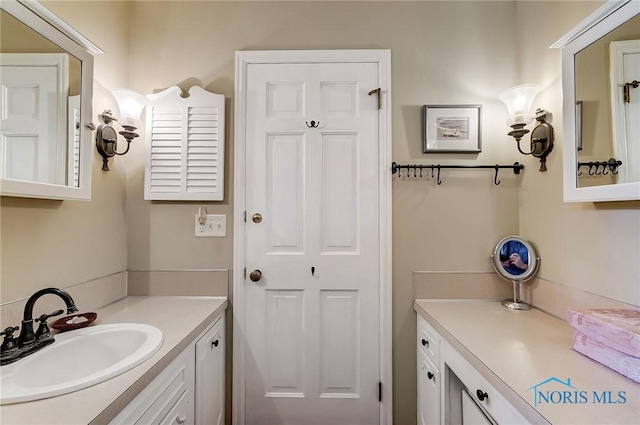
[{"x1": 0, "y1": 323, "x2": 163, "y2": 404}]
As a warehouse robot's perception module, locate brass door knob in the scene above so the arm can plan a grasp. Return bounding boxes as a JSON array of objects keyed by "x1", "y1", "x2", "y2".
[
  {"x1": 249, "y1": 269, "x2": 262, "y2": 282},
  {"x1": 252, "y1": 213, "x2": 262, "y2": 223}
]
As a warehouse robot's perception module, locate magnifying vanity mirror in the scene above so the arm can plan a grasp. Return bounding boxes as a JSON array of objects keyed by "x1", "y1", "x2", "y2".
[
  {"x1": 0, "y1": 0, "x2": 102, "y2": 200},
  {"x1": 491, "y1": 236, "x2": 540, "y2": 311},
  {"x1": 553, "y1": 0, "x2": 640, "y2": 202}
]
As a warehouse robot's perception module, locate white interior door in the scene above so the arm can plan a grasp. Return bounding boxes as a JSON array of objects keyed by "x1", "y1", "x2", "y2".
[
  {"x1": 0, "y1": 65, "x2": 60, "y2": 183},
  {"x1": 244, "y1": 61, "x2": 381, "y2": 425},
  {"x1": 610, "y1": 40, "x2": 640, "y2": 183}
]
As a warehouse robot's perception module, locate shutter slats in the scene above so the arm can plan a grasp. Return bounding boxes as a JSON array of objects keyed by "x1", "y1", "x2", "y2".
[{"x1": 145, "y1": 86, "x2": 225, "y2": 200}]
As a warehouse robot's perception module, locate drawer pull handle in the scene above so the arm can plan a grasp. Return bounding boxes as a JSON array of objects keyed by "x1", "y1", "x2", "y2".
[
  {"x1": 212, "y1": 340, "x2": 219, "y2": 347},
  {"x1": 421, "y1": 339, "x2": 429, "y2": 347},
  {"x1": 427, "y1": 372, "x2": 434, "y2": 380},
  {"x1": 176, "y1": 415, "x2": 187, "y2": 424},
  {"x1": 476, "y1": 389, "x2": 489, "y2": 401}
]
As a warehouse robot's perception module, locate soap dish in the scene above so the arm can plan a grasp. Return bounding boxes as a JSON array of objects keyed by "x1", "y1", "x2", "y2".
[{"x1": 51, "y1": 312, "x2": 98, "y2": 332}]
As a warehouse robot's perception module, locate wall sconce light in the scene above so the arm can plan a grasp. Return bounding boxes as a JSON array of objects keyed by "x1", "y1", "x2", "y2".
[
  {"x1": 96, "y1": 89, "x2": 147, "y2": 171},
  {"x1": 499, "y1": 84, "x2": 554, "y2": 172}
]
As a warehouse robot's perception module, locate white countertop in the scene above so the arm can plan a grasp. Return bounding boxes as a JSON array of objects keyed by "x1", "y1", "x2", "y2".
[
  {"x1": 0, "y1": 296, "x2": 228, "y2": 425},
  {"x1": 415, "y1": 300, "x2": 640, "y2": 425}
]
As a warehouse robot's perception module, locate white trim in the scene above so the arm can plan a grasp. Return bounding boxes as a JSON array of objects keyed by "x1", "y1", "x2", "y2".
[
  {"x1": 549, "y1": 0, "x2": 630, "y2": 49},
  {"x1": 233, "y1": 49, "x2": 393, "y2": 425},
  {"x1": 552, "y1": 0, "x2": 640, "y2": 202},
  {"x1": 18, "y1": 0, "x2": 104, "y2": 54}
]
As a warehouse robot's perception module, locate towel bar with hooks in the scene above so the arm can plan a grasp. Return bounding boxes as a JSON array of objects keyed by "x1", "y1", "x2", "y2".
[
  {"x1": 391, "y1": 162, "x2": 524, "y2": 186},
  {"x1": 577, "y1": 158, "x2": 622, "y2": 176}
]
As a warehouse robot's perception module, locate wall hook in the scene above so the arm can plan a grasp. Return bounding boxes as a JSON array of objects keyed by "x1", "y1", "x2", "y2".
[
  {"x1": 595, "y1": 164, "x2": 603, "y2": 175},
  {"x1": 419, "y1": 166, "x2": 424, "y2": 178},
  {"x1": 436, "y1": 166, "x2": 442, "y2": 185},
  {"x1": 305, "y1": 120, "x2": 320, "y2": 128},
  {"x1": 588, "y1": 163, "x2": 596, "y2": 175},
  {"x1": 494, "y1": 166, "x2": 501, "y2": 185},
  {"x1": 414, "y1": 166, "x2": 417, "y2": 178}
]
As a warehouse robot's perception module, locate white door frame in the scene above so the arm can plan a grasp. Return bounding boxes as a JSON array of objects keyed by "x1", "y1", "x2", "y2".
[{"x1": 233, "y1": 50, "x2": 392, "y2": 425}]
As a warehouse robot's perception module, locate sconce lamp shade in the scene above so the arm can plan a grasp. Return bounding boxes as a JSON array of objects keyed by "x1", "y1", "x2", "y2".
[
  {"x1": 112, "y1": 89, "x2": 147, "y2": 126},
  {"x1": 499, "y1": 84, "x2": 540, "y2": 126}
]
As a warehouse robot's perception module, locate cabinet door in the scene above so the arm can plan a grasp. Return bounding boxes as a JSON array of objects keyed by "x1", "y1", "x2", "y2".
[
  {"x1": 462, "y1": 390, "x2": 494, "y2": 425},
  {"x1": 195, "y1": 316, "x2": 225, "y2": 425},
  {"x1": 418, "y1": 348, "x2": 440, "y2": 425}
]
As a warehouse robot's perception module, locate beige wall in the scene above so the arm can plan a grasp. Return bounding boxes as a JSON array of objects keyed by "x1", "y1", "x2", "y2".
[
  {"x1": 517, "y1": 1, "x2": 640, "y2": 308},
  {"x1": 0, "y1": 1, "x2": 131, "y2": 303}
]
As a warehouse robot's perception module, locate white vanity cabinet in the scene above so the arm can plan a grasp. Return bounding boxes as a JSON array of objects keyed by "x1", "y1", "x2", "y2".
[
  {"x1": 110, "y1": 315, "x2": 225, "y2": 425},
  {"x1": 416, "y1": 314, "x2": 528, "y2": 425}
]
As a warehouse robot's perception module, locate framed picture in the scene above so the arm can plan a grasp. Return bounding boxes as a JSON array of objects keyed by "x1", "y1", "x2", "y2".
[
  {"x1": 422, "y1": 104, "x2": 482, "y2": 153},
  {"x1": 575, "y1": 100, "x2": 583, "y2": 151}
]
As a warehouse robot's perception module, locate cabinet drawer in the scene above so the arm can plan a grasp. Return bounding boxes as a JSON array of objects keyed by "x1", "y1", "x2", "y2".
[
  {"x1": 160, "y1": 391, "x2": 191, "y2": 425},
  {"x1": 417, "y1": 314, "x2": 441, "y2": 365},
  {"x1": 110, "y1": 347, "x2": 195, "y2": 425},
  {"x1": 444, "y1": 343, "x2": 529, "y2": 425}
]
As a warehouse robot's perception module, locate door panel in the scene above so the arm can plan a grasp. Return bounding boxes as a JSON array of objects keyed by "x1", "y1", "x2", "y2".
[
  {"x1": 265, "y1": 289, "x2": 305, "y2": 397},
  {"x1": 266, "y1": 133, "x2": 305, "y2": 253},
  {"x1": 320, "y1": 290, "x2": 360, "y2": 398},
  {"x1": 321, "y1": 133, "x2": 359, "y2": 253},
  {"x1": 245, "y1": 61, "x2": 380, "y2": 424}
]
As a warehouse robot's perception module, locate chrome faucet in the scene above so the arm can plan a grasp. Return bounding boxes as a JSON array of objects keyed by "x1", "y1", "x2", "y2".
[{"x1": 0, "y1": 288, "x2": 78, "y2": 365}]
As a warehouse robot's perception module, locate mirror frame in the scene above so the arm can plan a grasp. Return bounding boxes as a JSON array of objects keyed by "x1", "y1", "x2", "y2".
[
  {"x1": 491, "y1": 235, "x2": 540, "y2": 283},
  {"x1": 0, "y1": 0, "x2": 102, "y2": 201},
  {"x1": 551, "y1": 0, "x2": 640, "y2": 202}
]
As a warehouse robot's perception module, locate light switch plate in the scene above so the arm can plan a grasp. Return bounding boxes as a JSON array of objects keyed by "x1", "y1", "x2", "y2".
[{"x1": 195, "y1": 214, "x2": 226, "y2": 237}]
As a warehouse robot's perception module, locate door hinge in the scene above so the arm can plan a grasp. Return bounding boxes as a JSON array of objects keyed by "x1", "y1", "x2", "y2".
[
  {"x1": 624, "y1": 80, "x2": 639, "y2": 104},
  {"x1": 243, "y1": 267, "x2": 246, "y2": 280},
  {"x1": 368, "y1": 88, "x2": 381, "y2": 110},
  {"x1": 378, "y1": 382, "x2": 382, "y2": 402},
  {"x1": 244, "y1": 210, "x2": 247, "y2": 222}
]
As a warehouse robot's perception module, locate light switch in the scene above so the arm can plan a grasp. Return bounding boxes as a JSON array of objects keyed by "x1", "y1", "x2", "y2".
[{"x1": 195, "y1": 214, "x2": 226, "y2": 237}]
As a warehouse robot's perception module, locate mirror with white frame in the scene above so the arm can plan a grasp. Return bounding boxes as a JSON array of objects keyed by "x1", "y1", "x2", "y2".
[
  {"x1": 553, "y1": 0, "x2": 640, "y2": 202},
  {"x1": 0, "y1": 0, "x2": 101, "y2": 200}
]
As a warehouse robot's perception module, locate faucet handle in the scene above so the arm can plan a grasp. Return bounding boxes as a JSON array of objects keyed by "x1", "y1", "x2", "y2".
[
  {"x1": 35, "y1": 309, "x2": 63, "y2": 339},
  {"x1": 35, "y1": 309, "x2": 64, "y2": 323},
  {"x1": 1, "y1": 326, "x2": 19, "y2": 339},
  {"x1": 1, "y1": 326, "x2": 20, "y2": 351}
]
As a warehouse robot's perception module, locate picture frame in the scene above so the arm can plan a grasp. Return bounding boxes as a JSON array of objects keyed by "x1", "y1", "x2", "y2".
[{"x1": 422, "y1": 104, "x2": 482, "y2": 153}]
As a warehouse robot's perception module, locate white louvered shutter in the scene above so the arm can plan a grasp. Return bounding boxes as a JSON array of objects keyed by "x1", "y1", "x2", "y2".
[{"x1": 144, "y1": 86, "x2": 225, "y2": 200}]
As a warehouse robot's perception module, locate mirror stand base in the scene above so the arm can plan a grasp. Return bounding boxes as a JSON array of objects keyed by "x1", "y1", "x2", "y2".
[
  {"x1": 501, "y1": 279, "x2": 531, "y2": 311},
  {"x1": 501, "y1": 299, "x2": 531, "y2": 311}
]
